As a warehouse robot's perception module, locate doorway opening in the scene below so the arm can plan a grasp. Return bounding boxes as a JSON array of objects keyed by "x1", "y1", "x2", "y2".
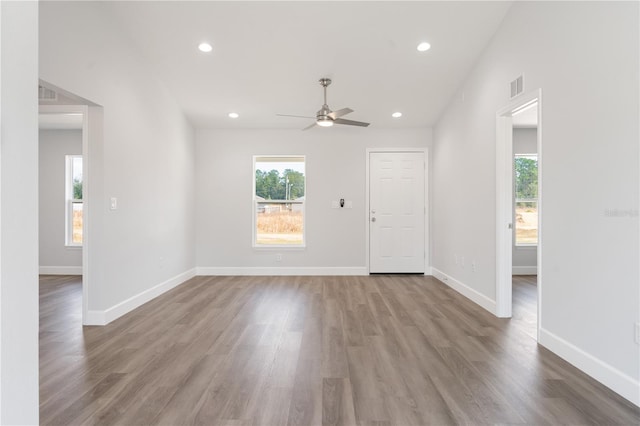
[
  {"x1": 39, "y1": 104, "x2": 87, "y2": 324},
  {"x1": 495, "y1": 90, "x2": 542, "y2": 341},
  {"x1": 39, "y1": 80, "x2": 101, "y2": 325}
]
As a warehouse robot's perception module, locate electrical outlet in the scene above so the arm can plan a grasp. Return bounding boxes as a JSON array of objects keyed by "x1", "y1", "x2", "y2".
[
  {"x1": 461, "y1": 256, "x2": 465, "y2": 268},
  {"x1": 275, "y1": 253, "x2": 282, "y2": 262},
  {"x1": 472, "y1": 261, "x2": 476, "y2": 272},
  {"x1": 635, "y1": 323, "x2": 640, "y2": 345},
  {"x1": 454, "y1": 254, "x2": 458, "y2": 265}
]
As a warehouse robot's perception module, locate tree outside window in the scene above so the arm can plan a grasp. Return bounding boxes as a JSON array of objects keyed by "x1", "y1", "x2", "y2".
[{"x1": 514, "y1": 155, "x2": 538, "y2": 245}]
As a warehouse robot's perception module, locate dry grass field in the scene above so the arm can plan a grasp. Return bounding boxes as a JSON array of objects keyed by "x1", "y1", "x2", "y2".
[
  {"x1": 515, "y1": 206, "x2": 537, "y2": 244},
  {"x1": 256, "y1": 211, "x2": 303, "y2": 244},
  {"x1": 72, "y1": 209, "x2": 83, "y2": 244}
]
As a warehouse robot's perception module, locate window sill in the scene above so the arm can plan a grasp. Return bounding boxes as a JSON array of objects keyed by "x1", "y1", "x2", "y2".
[
  {"x1": 65, "y1": 245, "x2": 83, "y2": 250},
  {"x1": 253, "y1": 245, "x2": 306, "y2": 251},
  {"x1": 515, "y1": 245, "x2": 537, "y2": 250}
]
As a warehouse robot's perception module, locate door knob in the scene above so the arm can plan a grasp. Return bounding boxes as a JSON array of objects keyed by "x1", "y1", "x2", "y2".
[{"x1": 371, "y1": 217, "x2": 376, "y2": 222}]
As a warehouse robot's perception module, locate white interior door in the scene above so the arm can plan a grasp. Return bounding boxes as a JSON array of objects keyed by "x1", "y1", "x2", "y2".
[{"x1": 369, "y1": 151, "x2": 425, "y2": 273}]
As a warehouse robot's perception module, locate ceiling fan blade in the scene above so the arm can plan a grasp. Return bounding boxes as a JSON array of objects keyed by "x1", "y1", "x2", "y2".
[
  {"x1": 328, "y1": 108, "x2": 353, "y2": 119},
  {"x1": 302, "y1": 122, "x2": 317, "y2": 131},
  {"x1": 333, "y1": 118, "x2": 370, "y2": 127},
  {"x1": 276, "y1": 114, "x2": 316, "y2": 119}
]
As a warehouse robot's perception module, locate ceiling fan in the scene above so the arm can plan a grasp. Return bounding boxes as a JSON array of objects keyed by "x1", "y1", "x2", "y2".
[{"x1": 277, "y1": 78, "x2": 370, "y2": 130}]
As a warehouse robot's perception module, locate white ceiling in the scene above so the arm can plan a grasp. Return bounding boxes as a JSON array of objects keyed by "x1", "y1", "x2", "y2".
[{"x1": 107, "y1": 1, "x2": 513, "y2": 129}]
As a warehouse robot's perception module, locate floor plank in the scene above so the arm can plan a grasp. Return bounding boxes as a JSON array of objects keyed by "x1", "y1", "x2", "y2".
[
  {"x1": 40, "y1": 274, "x2": 640, "y2": 425},
  {"x1": 512, "y1": 274, "x2": 538, "y2": 339}
]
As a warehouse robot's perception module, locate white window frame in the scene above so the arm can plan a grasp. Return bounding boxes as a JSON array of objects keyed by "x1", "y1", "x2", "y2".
[
  {"x1": 65, "y1": 154, "x2": 83, "y2": 247},
  {"x1": 253, "y1": 155, "x2": 306, "y2": 248},
  {"x1": 514, "y1": 153, "x2": 538, "y2": 247}
]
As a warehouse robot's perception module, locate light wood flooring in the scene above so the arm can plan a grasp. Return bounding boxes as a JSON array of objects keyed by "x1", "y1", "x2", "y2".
[
  {"x1": 512, "y1": 275, "x2": 538, "y2": 340},
  {"x1": 40, "y1": 274, "x2": 640, "y2": 425}
]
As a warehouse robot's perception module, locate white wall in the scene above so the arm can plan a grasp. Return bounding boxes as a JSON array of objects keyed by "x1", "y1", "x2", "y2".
[
  {"x1": 39, "y1": 2, "x2": 196, "y2": 322},
  {"x1": 0, "y1": 1, "x2": 40, "y2": 423},
  {"x1": 512, "y1": 128, "x2": 537, "y2": 272},
  {"x1": 432, "y1": 1, "x2": 639, "y2": 404},
  {"x1": 39, "y1": 129, "x2": 83, "y2": 273},
  {"x1": 196, "y1": 127, "x2": 431, "y2": 273}
]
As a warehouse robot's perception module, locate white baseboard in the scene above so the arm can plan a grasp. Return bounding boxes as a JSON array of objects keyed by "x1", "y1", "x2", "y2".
[
  {"x1": 196, "y1": 266, "x2": 368, "y2": 276},
  {"x1": 431, "y1": 267, "x2": 497, "y2": 315},
  {"x1": 539, "y1": 328, "x2": 640, "y2": 407},
  {"x1": 84, "y1": 268, "x2": 197, "y2": 326},
  {"x1": 39, "y1": 266, "x2": 83, "y2": 275},
  {"x1": 513, "y1": 266, "x2": 537, "y2": 275}
]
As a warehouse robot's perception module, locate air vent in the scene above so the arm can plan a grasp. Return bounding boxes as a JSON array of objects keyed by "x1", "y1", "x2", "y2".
[
  {"x1": 510, "y1": 75, "x2": 524, "y2": 99},
  {"x1": 38, "y1": 85, "x2": 57, "y2": 101}
]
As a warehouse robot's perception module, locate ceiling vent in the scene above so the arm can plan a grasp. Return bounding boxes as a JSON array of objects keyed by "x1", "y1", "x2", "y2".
[
  {"x1": 510, "y1": 75, "x2": 524, "y2": 99},
  {"x1": 38, "y1": 85, "x2": 57, "y2": 102}
]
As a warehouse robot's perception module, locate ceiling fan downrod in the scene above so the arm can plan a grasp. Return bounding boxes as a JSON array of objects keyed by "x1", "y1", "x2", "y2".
[{"x1": 319, "y1": 78, "x2": 331, "y2": 107}]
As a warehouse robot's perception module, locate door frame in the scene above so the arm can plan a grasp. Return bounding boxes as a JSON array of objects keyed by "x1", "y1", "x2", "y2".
[
  {"x1": 365, "y1": 147, "x2": 429, "y2": 275},
  {"x1": 495, "y1": 89, "x2": 542, "y2": 337},
  {"x1": 39, "y1": 104, "x2": 90, "y2": 324}
]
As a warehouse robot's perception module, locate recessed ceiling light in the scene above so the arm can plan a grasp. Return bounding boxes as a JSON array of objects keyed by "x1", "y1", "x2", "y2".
[
  {"x1": 198, "y1": 42, "x2": 213, "y2": 53},
  {"x1": 392, "y1": 112, "x2": 402, "y2": 118},
  {"x1": 417, "y1": 42, "x2": 431, "y2": 52},
  {"x1": 228, "y1": 112, "x2": 239, "y2": 118}
]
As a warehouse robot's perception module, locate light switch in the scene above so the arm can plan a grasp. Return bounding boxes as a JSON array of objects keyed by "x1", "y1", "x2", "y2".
[
  {"x1": 110, "y1": 197, "x2": 118, "y2": 210},
  {"x1": 331, "y1": 201, "x2": 339, "y2": 209},
  {"x1": 345, "y1": 201, "x2": 353, "y2": 209}
]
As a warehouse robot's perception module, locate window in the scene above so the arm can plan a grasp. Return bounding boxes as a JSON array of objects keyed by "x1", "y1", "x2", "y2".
[
  {"x1": 253, "y1": 156, "x2": 305, "y2": 247},
  {"x1": 514, "y1": 154, "x2": 538, "y2": 245},
  {"x1": 66, "y1": 155, "x2": 83, "y2": 246}
]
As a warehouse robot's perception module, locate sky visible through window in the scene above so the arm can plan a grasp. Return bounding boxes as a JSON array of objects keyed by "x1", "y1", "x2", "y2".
[
  {"x1": 72, "y1": 156, "x2": 83, "y2": 187},
  {"x1": 255, "y1": 161, "x2": 304, "y2": 175}
]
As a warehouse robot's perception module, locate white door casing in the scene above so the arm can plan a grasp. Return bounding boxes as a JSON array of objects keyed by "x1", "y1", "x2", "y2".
[
  {"x1": 369, "y1": 151, "x2": 425, "y2": 273},
  {"x1": 495, "y1": 89, "x2": 542, "y2": 336}
]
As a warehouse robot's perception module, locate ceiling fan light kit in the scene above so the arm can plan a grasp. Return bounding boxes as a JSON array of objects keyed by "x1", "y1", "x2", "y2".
[
  {"x1": 277, "y1": 78, "x2": 370, "y2": 130},
  {"x1": 317, "y1": 118, "x2": 334, "y2": 127}
]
